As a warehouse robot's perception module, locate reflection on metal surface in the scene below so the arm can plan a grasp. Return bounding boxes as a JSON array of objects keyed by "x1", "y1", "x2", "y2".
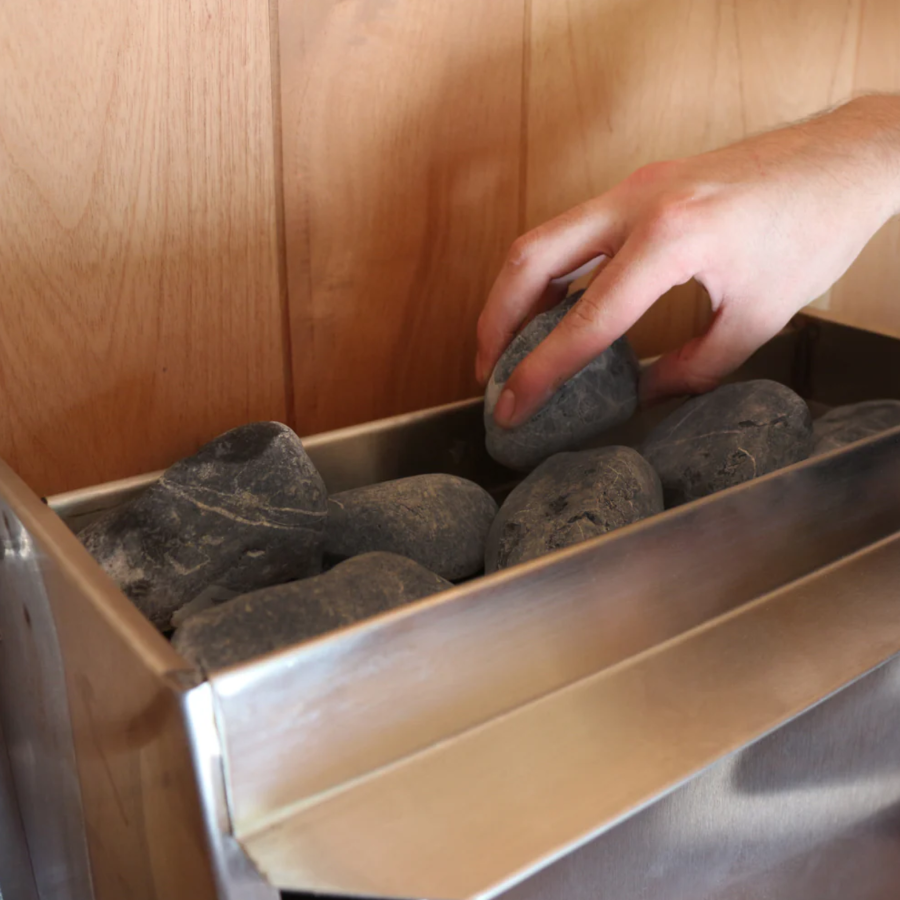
[
  {"x1": 232, "y1": 531, "x2": 900, "y2": 898},
  {"x1": 0, "y1": 502, "x2": 95, "y2": 900},
  {"x1": 180, "y1": 680, "x2": 279, "y2": 900},
  {"x1": 506, "y1": 660, "x2": 900, "y2": 900},
  {"x1": 0, "y1": 711, "x2": 39, "y2": 900}
]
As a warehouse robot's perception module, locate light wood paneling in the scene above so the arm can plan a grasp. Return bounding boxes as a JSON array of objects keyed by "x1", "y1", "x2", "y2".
[
  {"x1": 279, "y1": 0, "x2": 900, "y2": 432},
  {"x1": 0, "y1": 0, "x2": 286, "y2": 495},
  {"x1": 3, "y1": 0, "x2": 899, "y2": 490},
  {"x1": 277, "y1": 0, "x2": 526, "y2": 434}
]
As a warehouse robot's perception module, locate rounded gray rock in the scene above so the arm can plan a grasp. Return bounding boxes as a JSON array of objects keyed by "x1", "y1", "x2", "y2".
[
  {"x1": 172, "y1": 552, "x2": 452, "y2": 670},
  {"x1": 484, "y1": 290, "x2": 640, "y2": 472},
  {"x1": 485, "y1": 445, "x2": 663, "y2": 572},
  {"x1": 325, "y1": 474, "x2": 498, "y2": 580},
  {"x1": 641, "y1": 380, "x2": 813, "y2": 507},
  {"x1": 79, "y1": 422, "x2": 327, "y2": 630},
  {"x1": 813, "y1": 400, "x2": 900, "y2": 455}
]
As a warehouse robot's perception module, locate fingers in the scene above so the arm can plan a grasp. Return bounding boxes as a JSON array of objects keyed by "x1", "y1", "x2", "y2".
[
  {"x1": 494, "y1": 236, "x2": 689, "y2": 428},
  {"x1": 518, "y1": 255, "x2": 611, "y2": 331},
  {"x1": 639, "y1": 304, "x2": 788, "y2": 405},
  {"x1": 475, "y1": 201, "x2": 624, "y2": 385}
]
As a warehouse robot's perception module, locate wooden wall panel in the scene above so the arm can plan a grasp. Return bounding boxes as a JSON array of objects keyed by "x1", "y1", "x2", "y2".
[
  {"x1": 277, "y1": 0, "x2": 525, "y2": 434},
  {"x1": 279, "y1": 0, "x2": 900, "y2": 434},
  {"x1": 0, "y1": 0, "x2": 286, "y2": 495}
]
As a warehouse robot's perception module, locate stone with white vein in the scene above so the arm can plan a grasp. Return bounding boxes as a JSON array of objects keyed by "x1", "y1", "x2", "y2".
[{"x1": 79, "y1": 422, "x2": 327, "y2": 630}]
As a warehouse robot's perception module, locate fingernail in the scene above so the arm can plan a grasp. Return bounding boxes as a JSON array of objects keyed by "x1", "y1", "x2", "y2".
[{"x1": 494, "y1": 389, "x2": 516, "y2": 428}]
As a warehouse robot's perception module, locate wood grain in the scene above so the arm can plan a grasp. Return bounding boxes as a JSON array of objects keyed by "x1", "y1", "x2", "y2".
[
  {"x1": 278, "y1": 0, "x2": 900, "y2": 432},
  {"x1": 277, "y1": 0, "x2": 526, "y2": 434},
  {"x1": 3, "y1": 0, "x2": 899, "y2": 490},
  {"x1": 0, "y1": 0, "x2": 286, "y2": 495}
]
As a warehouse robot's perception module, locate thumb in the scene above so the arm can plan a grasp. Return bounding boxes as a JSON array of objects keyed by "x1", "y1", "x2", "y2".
[{"x1": 640, "y1": 305, "x2": 787, "y2": 405}]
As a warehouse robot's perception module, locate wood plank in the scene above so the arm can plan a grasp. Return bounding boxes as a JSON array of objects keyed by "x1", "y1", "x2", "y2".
[
  {"x1": 0, "y1": 0, "x2": 286, "y2": 495},
  {"x1": 278, "y1": 0, "x2": 526, "y2": 434}
]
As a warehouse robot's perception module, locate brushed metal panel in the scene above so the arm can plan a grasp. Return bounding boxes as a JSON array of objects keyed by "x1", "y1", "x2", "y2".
[
  {"x1": 211, "y1": 428, "x2": 900, "y2": 838},
  {"x1": 505, "y1": 657, "x2": 900, "y2": 900},
  {"x1": 238, "y1": 531, "x2": 900, "y2": 898},
  {"x1": 0, "y1": 710, "x2": 40, "y2": 900}
]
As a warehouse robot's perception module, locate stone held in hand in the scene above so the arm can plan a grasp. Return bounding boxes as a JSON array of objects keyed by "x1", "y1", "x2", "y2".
[
  {"x1": 79, "y1": 421, "x2": 328, "y2": 630},
  {"x1": 641, "y1": 379, "x2": 813, "y2": 507},
  {"x1": 325, "y1": 473, "x2": 498, "y2": 580},
  {"x1": 812, "y1": 399, "x2": 900, "y2": 455},
  {"x1": 485, "y1": 445, "x2": 663, "y2": 572},
  {"x1": 484, "y1": 290, "x2": 640, "y2": 472},
  {"x1": 171, "y1": 551, "x2": 452, "y2": 670}
]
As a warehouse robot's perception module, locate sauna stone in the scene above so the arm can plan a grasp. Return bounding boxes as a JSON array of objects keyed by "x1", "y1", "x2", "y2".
[
  {"x1": 172, "y1": 552, "x2": 452, "y2": 670},
  {"x1": 79, "y1": 422, "x2": 327, "y2": 631},
  {"x1": 812, "y1": 400, "x2": 900, "y2": 455},
  {"x1": 484, "y1": 445, "x2": 663, "y2": 572},
  {"x1": 325, "y1": 473, "x2": 498, "y2": 580},
  {"x1": 484, "y1": 290, "x2": 640, "y2": 471},
  {"x1": 641, "y1": 379, "x2": 813, "y2": 507}
]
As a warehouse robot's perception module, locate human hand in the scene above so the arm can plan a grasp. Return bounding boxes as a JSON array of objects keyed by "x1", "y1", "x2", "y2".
[{"x1": 476, "y1": 95, "x2": 900, "y2": 428}]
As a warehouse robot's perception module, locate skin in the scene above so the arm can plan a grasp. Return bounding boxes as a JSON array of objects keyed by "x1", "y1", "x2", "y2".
[{"x1": 476, "y1": 94, "x2": 900, "y2": 429}]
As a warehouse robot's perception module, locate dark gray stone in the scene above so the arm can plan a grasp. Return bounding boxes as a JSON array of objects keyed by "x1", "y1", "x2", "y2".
[
  {"x1": 325, "y1": 474, "x2": 498, "y2": 580},
  {"x1": 485, "y1": 445, "x2": 663, "y2": 572},
  {"x1": 172, "y1": 551, "x2": 452, "y2": 669},
  {"x1": 79, "y1": 422, "x2": 327, "y2": 630},
  {"x1": 641, "y1": 379, "x2": 813, "y2": 507},
  {"x1": 813, "y1": 400, "x2": 900, "y2": 455},
  {"x1": 484, "y1": 290, "x2": 640, "y2": 471}
]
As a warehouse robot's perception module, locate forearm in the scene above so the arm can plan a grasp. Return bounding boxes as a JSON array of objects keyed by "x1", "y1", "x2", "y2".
[{"x1": 771, "y1": 94, "x2": 900, "y2": 220}]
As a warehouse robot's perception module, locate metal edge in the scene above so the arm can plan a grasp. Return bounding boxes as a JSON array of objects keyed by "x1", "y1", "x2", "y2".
[
  {"x1": 0, "y1": 647, "x2": 42, "y2": 900},
  {"x1": 0, "y1": 459, "x2": 185, "y2": 675},
  {"x1": 0, "y1": 478, "x2": 96, "y2": 900},
  {"x1": 178, "y1": 675, "x2": 279, "y2": 900}
]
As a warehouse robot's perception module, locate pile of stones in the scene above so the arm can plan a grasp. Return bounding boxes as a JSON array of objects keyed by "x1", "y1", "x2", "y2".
[{"x1": 78, "y1": 292, "x2": 900, "y2": 669}]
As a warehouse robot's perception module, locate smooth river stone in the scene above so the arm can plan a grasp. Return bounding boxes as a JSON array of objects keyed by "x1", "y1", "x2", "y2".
[
  {"x1": 324, "y1": 474, "x2": 498, "y2": 580},
  {"x1": 484, "y1": 445, "x2": 663, "y2": 572},
  {"x1": 172, "y1": 552, "x2": 452, "y2": 669},
  {"x1": 813, "y1": 400, "x2": 900, "y2": 455},
  {"x1": 79, "y1": 422, "x2": 327, "y2": 630},
  {"x1": 484, "y1": 290, "x2": 640, "y2": 472},
  {"x1": 641, "y1": 379, "x2": 813, "y2": 507}
]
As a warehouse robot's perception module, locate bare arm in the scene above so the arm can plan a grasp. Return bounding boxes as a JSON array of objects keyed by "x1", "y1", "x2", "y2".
[{"x1": 477, "y1": 94, "x2": 900, "y2": 428}]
